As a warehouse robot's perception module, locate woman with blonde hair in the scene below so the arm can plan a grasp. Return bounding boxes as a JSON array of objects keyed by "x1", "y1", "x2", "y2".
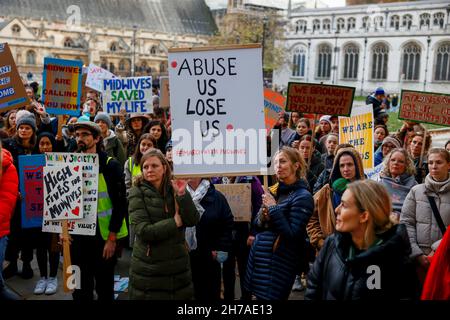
[
  {"x1": 306, "y1": 180, "x2": 416, "y2": 300},
  {"x1": 244, "y1": 146, "x2": 314, "y2": 300}
]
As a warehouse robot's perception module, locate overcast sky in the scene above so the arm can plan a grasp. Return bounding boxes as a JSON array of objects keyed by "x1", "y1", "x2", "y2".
[{"x1": 204, "y1": 0, "x2": 346, "y2": 10}]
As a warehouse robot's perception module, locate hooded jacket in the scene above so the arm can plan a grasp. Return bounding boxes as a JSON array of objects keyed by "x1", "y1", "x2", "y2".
[
  {"x1": 400, "y1": 174, "x2": 450, "y2": 258},
  {"x1": 0, "y1": 148, "x2": 19, "y2": 238},
  {"x1": 103, "y1": 129, "x2": 126, "y2": 167},
  {"x1": 305, "y1": 224, "x2": 417, "y2": 300}
]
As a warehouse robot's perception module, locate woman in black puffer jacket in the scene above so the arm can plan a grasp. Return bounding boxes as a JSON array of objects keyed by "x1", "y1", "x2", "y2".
[
  {"x1": 305, "y1": 180, "x2": 417, "y2": 300},
  {"x1": 244, "y1": 147, "x2": 314, "y2": 300}
]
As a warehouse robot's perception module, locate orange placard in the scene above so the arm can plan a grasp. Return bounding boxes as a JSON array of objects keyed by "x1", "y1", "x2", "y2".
[{"x1": 264, "y1": 88, "x2": 285, "y2": 132}]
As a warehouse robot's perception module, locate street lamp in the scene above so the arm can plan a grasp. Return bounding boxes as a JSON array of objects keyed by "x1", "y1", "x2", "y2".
[
  {"x1": 261, "y1": 16, "x2": 268, "y2": 79},
  {"x1": 131, "y1": 25, "x2": 137, "y2": 77}
]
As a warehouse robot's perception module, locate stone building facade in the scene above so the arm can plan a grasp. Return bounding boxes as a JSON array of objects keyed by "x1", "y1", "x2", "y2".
[
  {"x1": 274, "y1": 0, "x2": 450, "y2": 95},
  {"x1": 0, "y1": 0, "x2": 217, "y2": 84}
]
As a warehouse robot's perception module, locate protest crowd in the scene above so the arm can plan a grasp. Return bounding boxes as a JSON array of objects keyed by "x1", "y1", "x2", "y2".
[{"x1": 0, "y1": 43, "x2": 449, "y2": 302}]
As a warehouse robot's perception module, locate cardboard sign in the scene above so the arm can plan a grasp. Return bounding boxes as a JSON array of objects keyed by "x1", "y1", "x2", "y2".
[
  {"x1": 85, "y1": 64, "x2": 115, "y2": 92},
  {"x1": 339, "y1": 105, "x2": 374, "y2": 171},
  {"x1": 264, "y1": 88, "x2": 285, "y2": 132},
  {"x1": 43, "y1": 153, "x2": 99, "y2": 235},
  {"x1": 19, "y1": 155, "x2": 45, "y2": 229},
  {"x1": 102, "y1": 76, "x2": 153, "y2": 115},
  {"x1": 168, "y1": 44, "x2": 267, "y2": 177},
  {"x1": 0, "y1": 43, "x2": 30, "y2": 112},
  {"x1": 399, "y1": 90, "x2": 450, "y2": 127},
  {"x1": 214, "y1": 183, "x2": 252, "y2": 222},
  {"x1": 286, "y1": 82, "x2": 354, "y2": 116},
  {"x1": 160, "y1": 76, "x2": 170, "y2": 108},
  {"x1": 42, "y1": 57, "x2": 83, "y2": 116},
  {"x1": 43, "y1": 164, "x2": 83, "y2": 221}
]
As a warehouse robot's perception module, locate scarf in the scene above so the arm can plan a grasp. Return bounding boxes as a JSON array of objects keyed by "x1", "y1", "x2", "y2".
[{"x1": 185, "y1": 179, "x2": 210, "y2": 251}]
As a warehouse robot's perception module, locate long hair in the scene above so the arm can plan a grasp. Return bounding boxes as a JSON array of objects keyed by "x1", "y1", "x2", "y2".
[
  {"x1": 14, "y1": 126, "x2": 36, "y2": 152},
  {"x1": 346, "y1": 180, "x2": 394, "y2": 248},
  {"x1": 144, "y1": 120, "x2": 168, "y2": 152},
  {"x1": 381, "y1": 148, "x2": 416, "y2": 178},
  {"x1": 133, "y1": 133, "x2": 157, "y2": 166},
  {"x1": 139, "y1": 149, "x2": 172, "y2": 196},
  {"x1": 274, "y1": 146, "x2": 307, "y2": 181},
  {"x1": 4, "y1": 110, "x2": 17, "y2": 136}
]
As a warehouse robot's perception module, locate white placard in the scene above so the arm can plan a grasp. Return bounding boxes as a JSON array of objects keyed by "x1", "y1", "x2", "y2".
[
  {"x1": 85, "y1": 64, "x2": 115, "y2": 92},
  {"x1": 42, "y1": 153, "x2": 99, "y2": 236},
  {"x1": 168, "y1": 45, "x2": 267, "y2": 177}
]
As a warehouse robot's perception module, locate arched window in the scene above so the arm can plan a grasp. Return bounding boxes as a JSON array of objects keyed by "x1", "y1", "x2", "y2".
[
  {"x1": 110, "y1": 42, "x2": 118, "y2": 52},
  {"x1": 292, "y1": 46, "x2": 306, "y2": 78},
  {"x1": 101, "y1": 59, "x2": 108, "y2": 70},
  {"x1": 402, "y1": 43, "x2": 421, "y2": 81},
  {"x1": 347, "y1": 17, "x2": 356, "y2": 31},
  {"x1": 150, "y1": 45, "x2": 157, "y2": 55},
  {"x1": 420, "y1": 13, "x2": 431, "y2": 28},
  {"x1": 109, "y1": 62, "x2": 115, "y2": 73},
  {"x1": 160, "y1": 62, "x2": 167, "y2": 73},
  {"x1": 402, "y1": 14, "x2": 412, "y2": 30},
  {"x1": 374, "y1": 16, "x2": 383, "y2": 30},
  {"x1": 64, "y1": 38, "x2": 75, "y2": 48},
  {"x1": 296, "y1": 20, "x2": 307, "y2": 33},
  {"x1": 11, "y1": 24, "x2": 21, "y2": 34},
  {"x1": 119, "y1": 59, "x2": 126, "y2": 71},
  {"x1": 343, "y1": 44, "x2": 359, "y2": 80},
  {"x1": 371, "y1": 43, "x2": 389, "y2": 80},
  {"x1": 323, "y1": 19, "x2": 331, "y2": 32},
  {"x1": 433, "y1": 12, "x2": 445, "y2": 28},
  {"x1": 434, "y1": 42, "x2": 450, "y2": 81},
  {"x1": 313, "y1": 19, "x2": 320, "y2": 32},
  {"x1": 317, "y1": 43, "x2": 332, "y2": 79},
  {"x1": 390, "y1": 15, "x2": 400, "y2": 30},
  {"x1": 337, "y1": 18, "x2": 345, "y2": 32},
  {"x1": 139, "y1": 61, "x2": 148, "y2": 73},
  {"x1": 362, "y1": 16, "x2": 370, "y2": 31},
  {"x1": 26, "y1": 50, "x2": 36, "y2": 65}
]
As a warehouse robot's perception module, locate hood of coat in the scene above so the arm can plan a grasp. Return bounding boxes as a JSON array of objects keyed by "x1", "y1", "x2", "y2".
[
  {"x1": 425, "y1": 174, "x2": 450, "y2": 195},
  {"x1": 330, "y1": 147, "x2": 365, "y2": 186},
  {"x1": 334, "y1": 224, "x2": 411, "y2": 269},
  {"x1": 381, "y1": 173, "x2": 417, "y2": 188},
  {"x1": 1, "y1": 148, "x2": 14, "y2": 171},
  {"x1": 104, "y1": 129, "x2": 117, "y2": 143}
]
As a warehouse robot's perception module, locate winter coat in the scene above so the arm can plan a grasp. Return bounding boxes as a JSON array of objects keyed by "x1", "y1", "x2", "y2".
[
  {"x1": 2, "y1": 137, "x2": 34, "y2": 168},
  {"x1": 305, "y1": 150, "x2": 325, "y2": 192},
  {"x1": 366, "y1": 94, "x2": 383, "y2": 118},
  {"x1": 321, "y1": 153, "x2": 334, "y2": 171},
  {"x1": 128, "y1": 178, "x2": 199, "y2": 300},
  {"x1": 195, "y1": 184, "x2": 234, "y2": 253},
  {"x1": 313, "y1": 169, "x2": 331, "y2": 194},
  {"x1": 400, "y1": 175, "x2": 450, "y2": 259},
  {"x1": 379, "y1": 174, "x2": 418, "y2": 214},
  {"x1": 103, "y1": 130, "x2": 126, "y2": 168},
  {"x1": 0, "y1": 148, "x2": 19, "y2": 238},
  {"x1": 305, "y1": 224, "x2": 417, "y2": 300},
  {"x1": 244, "y1": 179, "x2": 314, "y2": 300}
]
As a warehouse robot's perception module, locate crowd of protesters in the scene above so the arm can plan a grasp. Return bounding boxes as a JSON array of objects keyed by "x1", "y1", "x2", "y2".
[{"x1": 0, "y1": 80, "x2": 449, "y2": 301}]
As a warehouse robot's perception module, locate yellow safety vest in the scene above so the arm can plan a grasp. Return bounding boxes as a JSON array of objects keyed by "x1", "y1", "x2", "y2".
[
  {"x1": 97, "y1": 157, "x2": 128, "y2": 240},
  {"x1": 128, "y1": 157, "x2": 141, "y2": 178}
]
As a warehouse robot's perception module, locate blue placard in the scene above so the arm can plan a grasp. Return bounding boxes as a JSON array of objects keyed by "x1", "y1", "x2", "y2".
[
  {"x1": 42, "y1": 57, "x2": 83, "y2": 116},
  {"x1": 19, "y1": 154, "x2": 45, "y2": 229}
]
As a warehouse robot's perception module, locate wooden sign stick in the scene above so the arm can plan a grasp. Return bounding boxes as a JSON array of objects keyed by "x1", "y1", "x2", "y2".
[{"x1": 418, "y1": 127, "x2": 427, "y2": 182}]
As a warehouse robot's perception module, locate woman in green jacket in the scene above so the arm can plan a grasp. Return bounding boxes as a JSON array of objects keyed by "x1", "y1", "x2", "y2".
[{"x1": 128, "y1": 149, "x2": 199, "y2": 300}]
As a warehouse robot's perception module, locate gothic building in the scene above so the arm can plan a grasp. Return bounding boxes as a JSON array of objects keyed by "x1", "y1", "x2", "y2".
[
  {"x1": 274, "y1": 0, "x2": 450, "y2": 95},
  {"x1": 0, "y1": 0, "x2": 217, "y2": 83}
]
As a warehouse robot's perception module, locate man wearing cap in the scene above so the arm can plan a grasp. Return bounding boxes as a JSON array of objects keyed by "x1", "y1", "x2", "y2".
[
  {"x1": 94, "y1": 112, "x2": 126, "y2": 167},
  {"x1": 70, "y1": 119, "x2": 128, "y2": 301},
  {"x1": 366, "y1": 87, "x2": 387, "y2": 125}
]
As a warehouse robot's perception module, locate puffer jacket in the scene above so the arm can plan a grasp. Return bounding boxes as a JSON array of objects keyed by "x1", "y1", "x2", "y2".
[
  {"x1": 128, "y1": 178, "x2": 199, "y2": 300},
  {"x1": 244, "y1": 179, "x2": 314, "y2": 300},
  {"x1": 400, "y1": 174, "x2": 450, "y2": 258},
  {"x1": 305, "y1": 224, "x2": 417, "y2": 300},
  {"x1": 0, "y1": 148, "x2": 19, "y2": 238}
]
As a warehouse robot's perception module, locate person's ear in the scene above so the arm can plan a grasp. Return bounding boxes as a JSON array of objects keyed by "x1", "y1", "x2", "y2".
[{"x1": 360, "y1": 211, "x2": 369, "y2": 224}]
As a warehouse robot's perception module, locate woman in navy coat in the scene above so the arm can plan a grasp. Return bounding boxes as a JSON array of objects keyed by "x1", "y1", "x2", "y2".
[{"x1": 244, "y1": 146, "x2": 314, "y2": 300}]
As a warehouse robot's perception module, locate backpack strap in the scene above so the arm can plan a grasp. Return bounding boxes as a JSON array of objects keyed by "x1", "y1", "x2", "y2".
[{"x1": 427, "y1": 196, "x2": 447, "y2": 235}]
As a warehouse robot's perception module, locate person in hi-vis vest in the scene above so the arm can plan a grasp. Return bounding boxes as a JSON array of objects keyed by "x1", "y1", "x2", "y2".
[{"x1": 70, "y1": 118, "x2": 128, "y2": 301}]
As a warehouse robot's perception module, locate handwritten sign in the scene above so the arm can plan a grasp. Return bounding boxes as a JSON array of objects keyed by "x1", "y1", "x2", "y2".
[
  {"x1": 85, "y1": 64, "x2": 115, "y2": 93},
  {"x1": 264, "y1": 88, "x2": 285, "y2": 132},
  {"x1": 168, "y1": 44, "x2": 267, "y2": 177},
  {"x1": 160, "y1": 76, "x2": 170, "y2": 108},
  {"x1": 399, "y1": 90, "x2": 450, "y2": 127},
  {"x1": 43, "y1": 153, "x2": 99, "y2": 235},
  {"x1": 286, "y1": 82, "x2": 354, "y2": 116},
  {"x1": 214, "y1": 183, "x2": 251, "y2": 222},
  {"x1": 19, "y1": 155, "x2": 45, "y2": 229},
  {"x1": 0, "y1": 43, "x2": 30, "y2": 112},
  {"x1": 42, "y1": 58, "x2": 82, "y2": 116},
  {"x1": 43, "y1": 164, "x2": 83, "y2": 220},
  {"x1": 339, "y1": 105, "x2": 374, "y2": 171},
  {"x1": 102, "y1": 76, "x2": 153, "y2": 115}
]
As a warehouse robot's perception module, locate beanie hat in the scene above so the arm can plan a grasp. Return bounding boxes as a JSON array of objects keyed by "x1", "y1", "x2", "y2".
[
  {"x1": 165, "y1": 140, "x2": 173, "y2": 152},
  {"x1": 375, "y1": 87, "x2": 385, "y2": 95},
  {"x1": 381, "y1": 136, "x2": 401, "y2": 149},
  {"x1": 319, "y1": 115, "x2": 332, "y2": 126},
  {"x1": 16, "y1": 112, "x2": 37, "y2": 132},
  {"x1": 94, "y1": 112, "x2": 112, "y2": 129}
]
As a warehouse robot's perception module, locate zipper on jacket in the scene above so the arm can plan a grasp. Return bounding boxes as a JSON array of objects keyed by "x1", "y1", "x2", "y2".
[{"x1": 146, "y1": 244, "x2": 151, "y2": 257}]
